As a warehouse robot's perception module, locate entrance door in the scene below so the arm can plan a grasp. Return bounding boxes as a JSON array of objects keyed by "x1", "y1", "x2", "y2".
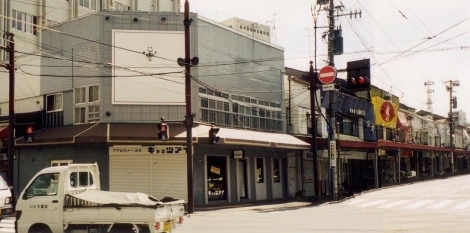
[
  {"x1": 287, "y1": 155, "x2": 297, "y2": 198},
  {"x1": 255, "y1": 158, "x2": 267, "y2": 200},
  {"x1": 207, "y1": 156, "x2": 228, "y2": 202},
  {"x1": 272, "y1": 158, "x2": 282, "y2": 199},
  {"x1": 237, "y1": 159, "x2": 248, "y2": 201}
]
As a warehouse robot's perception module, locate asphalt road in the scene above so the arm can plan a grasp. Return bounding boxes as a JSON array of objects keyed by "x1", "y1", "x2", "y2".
[{"x1": 177, "y1": 174, "x2": 470, "y2": 233}]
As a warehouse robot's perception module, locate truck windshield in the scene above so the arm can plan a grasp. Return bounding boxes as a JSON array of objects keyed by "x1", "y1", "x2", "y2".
[{"x1": 24, "y1": 173, "x2": 60, "y2": 198}]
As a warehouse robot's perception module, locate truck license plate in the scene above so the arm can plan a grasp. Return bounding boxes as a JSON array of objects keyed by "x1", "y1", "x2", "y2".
[{"x1": 163, "y1": 221, "x2": 172, "y2": 232}]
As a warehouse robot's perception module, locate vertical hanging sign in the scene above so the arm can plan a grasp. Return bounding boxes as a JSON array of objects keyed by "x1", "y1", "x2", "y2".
[{"x1": 330, "y1": 141, "x2": 336, "y2": 167}]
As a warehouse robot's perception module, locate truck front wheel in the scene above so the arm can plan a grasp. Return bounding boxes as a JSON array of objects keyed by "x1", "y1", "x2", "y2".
[{"x1": 28, "y1": 224, "x2": 52, "y2": 233}]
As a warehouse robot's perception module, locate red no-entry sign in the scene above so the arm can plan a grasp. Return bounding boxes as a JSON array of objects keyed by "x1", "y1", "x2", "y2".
[{"x1": 318, "y1": 66, "x2": 337, "y2": 84}]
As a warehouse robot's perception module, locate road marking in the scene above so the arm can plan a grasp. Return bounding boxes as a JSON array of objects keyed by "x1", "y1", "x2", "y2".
[
  {"x1": 356, "y1": 200, "x2": 388, "y2": 208},
  {"x1": 441, "y1": 186, "x2": 470, "y2": 196},
  {"x1": 402, "y1": 200, "x2": 434, "y2": 209},
  {"x1": 0, "y1": 218, "x2": 14, "y2": 233},
  {"x1": 377, "y1": 200, "x2": 410, "y2": 209},
  {"x1": 427, "y1": 200, "x2": 456, "y2": 209},
  {"x1": 452, "y1": 200, "x2": 470, "y2": 210},
  {"x1": 347, "y1": 198, "x2": 367, "y2": 205}
]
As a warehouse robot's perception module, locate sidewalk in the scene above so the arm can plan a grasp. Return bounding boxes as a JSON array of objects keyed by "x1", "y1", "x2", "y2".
[{"x1": 193, "y1": 197, "x2": 325, "y2": 213}]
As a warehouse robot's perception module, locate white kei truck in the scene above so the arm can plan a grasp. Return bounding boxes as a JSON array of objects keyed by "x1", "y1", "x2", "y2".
[{"x1": 15, "y1": 163, "x2": 186, "y2": 233}]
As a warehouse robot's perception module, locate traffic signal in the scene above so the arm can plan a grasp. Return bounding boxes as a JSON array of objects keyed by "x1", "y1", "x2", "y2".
[
  {"x1": 24, "y1": 125, "x2": 34, "y2": 143},
  {"x1": 209, "y1": 124, "x2": 220, "y2": 144},
  {"x1": 346, "y1": 59, "x2": 371, "y2": 92},
  {"x1": 157, "y1": 117, "x2": 168, "y2": 141},
  {"x1": 453, "y1": 96, "x2": 457, "y2": 109},
  {"x1": 347, "y1": 76, "x2": 370, "y2": 88}
]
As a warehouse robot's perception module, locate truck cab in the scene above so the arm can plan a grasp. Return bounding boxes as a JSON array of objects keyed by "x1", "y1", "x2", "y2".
[{"x1": 16, "y1": 164, "x2": 99, "y2": 233}]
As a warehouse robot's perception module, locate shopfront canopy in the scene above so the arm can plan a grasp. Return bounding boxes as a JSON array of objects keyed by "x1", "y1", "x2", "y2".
[
  {"x1": 0, "y1": 125, "x2": 8, "y2": 140},
  {"x1": 16, "y1": 123, "x2": 310, "y2": 150}
]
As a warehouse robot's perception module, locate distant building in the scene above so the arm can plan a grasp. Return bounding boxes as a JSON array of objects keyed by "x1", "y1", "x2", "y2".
[{"x1": 220, "y1": 17, "x2": 271, "y2": 43}]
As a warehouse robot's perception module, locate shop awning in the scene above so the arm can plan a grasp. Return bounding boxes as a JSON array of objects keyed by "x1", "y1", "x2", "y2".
[
  {"x1": 16, "y1": 123, "x2": 106, "y2": 146},
  {"x1": 0, "y1": 125, "x2": 8, "y2": 140},
  {"x1": 397, "y1": 111, "x2": 409, "y2": 127},
  {"x1": 175, "y1": 124, "x2": 311, "y2": 150},
  {"x1": 16, "y1": 123, "x2": 310, "y2": 150}
]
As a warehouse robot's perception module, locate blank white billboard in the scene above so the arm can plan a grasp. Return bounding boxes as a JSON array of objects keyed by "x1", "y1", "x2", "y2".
[{"x1": 112, "y1": 30, "x2": 185, "y2": 105}]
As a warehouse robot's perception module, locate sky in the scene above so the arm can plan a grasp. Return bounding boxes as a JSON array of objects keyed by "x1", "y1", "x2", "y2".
[{"x1": 188, "y1": 0, "x2": 470, "y2": 118}]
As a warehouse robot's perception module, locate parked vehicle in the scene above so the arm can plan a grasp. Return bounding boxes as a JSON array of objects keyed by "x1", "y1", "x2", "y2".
[
  {"x1": 15, "y1": 163, "x2": 186, "y2": 233},
  {"x1": 0, "y1": 175, "x2": 13, "y2": 219}
]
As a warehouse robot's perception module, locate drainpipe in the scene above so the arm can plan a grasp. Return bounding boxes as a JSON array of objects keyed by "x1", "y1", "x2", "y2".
[
  {"x1": 374, "y1": 148, "x2": 379, "y2": 188},
  {"x1": 0, "y1": 0, "x2": 4, "y2": 60},
  {"x1": 74, "y1": 0, "x2": 79, "y2": 18},
  {"x1": 287, "y1": 76, "x2": 292, "y2": 133},
  {"x1": 397, "y1": 148, "x2": 401, "y2": 184},
  {"x1": 431, "y1": 151, "x2": 434, "y2": 177},
  {"x1": 69, "y1": 0, "x2": 74, "y2": 20}
]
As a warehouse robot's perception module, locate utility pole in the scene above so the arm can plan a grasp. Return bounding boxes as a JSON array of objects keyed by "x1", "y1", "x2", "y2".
[
  {"x1": 310, "y1": 3, "x2": 322, "y2": 201},
  {"x1": 445, "y1": 80, "x2": 459, "y2": 175},
  {"x1": 308, "y1": 62, "x2": 320, "y2": 201},
  {"x1": 0, "y1": 33, "x2": 15, "y2": 186},
  {"x1": 183, "y1": 0, "x2": 194, "y2": 214},
  {"x1": 327, "y1": 0, "x2": 338, "y2": 200}
]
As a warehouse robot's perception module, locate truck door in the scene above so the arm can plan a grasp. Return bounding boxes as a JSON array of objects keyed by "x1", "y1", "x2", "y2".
[{"x1": 19, "y1": 172, "x2": 62, "y2": 232}]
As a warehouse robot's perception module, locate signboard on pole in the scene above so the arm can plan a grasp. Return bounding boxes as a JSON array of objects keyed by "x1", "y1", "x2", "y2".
[
  {"x1": 330, "y1": 141, "x2": 336, "y2": 167},
  {"x1": 319, "y1": 65, "x2": 337, "y2": 84}
]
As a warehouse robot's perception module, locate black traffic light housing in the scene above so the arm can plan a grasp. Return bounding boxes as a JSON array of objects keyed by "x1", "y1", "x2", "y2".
[
  {"x1": 209, "y1": 122, "x2": 220, "y2": 144},
  {"x1": 157, "y1": 117, "x2": 168, "y2": 141},
  {"x1": 346, "y1": 59, "x2": 371, "y2": 92},
  {"x1": 452, "y1": 96, "x2": 457, "y2": 109},
  {"x1": 24, "y1": 125, "x2": 34, "y2": 143}
]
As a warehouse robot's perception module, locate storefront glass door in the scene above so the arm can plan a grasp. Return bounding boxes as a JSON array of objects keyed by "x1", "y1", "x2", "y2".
[{"x1": 207, "y1": 156, "x2": 227, "y2": 201}]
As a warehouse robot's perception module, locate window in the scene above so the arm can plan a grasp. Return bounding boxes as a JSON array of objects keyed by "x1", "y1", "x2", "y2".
[
  {"x1": 88, "y1": 105, "x2": 100, "y2": 122},
  {"x1": 273, "y1": 159, "x2": 280, "y2": 183},
  {"x1": 339, "y1": 116, "x2": 359, "y2": 136},
  {"x1": 199, "y1": 92, "x2": 283, "y2": 132},
  {"x1": 80, "y1": 0, "x2": 97, "y2": 9},
  {"x1": 51, "y1": 160, "x2": 72, "y2": 167},
  {"x1": 256, "y1": 158, "x2": 264, "y2": 183},
  {"x1": 88, "y1": 85, "x2": 99, "y2": 102},
  {"x1": 201, "y1": 98, "x2": 208, "y2": 108},
  {"x1": 12, "y1": 10, "x2": 37, "y2": 35},
  {"x1": 75, "y1": 107, "x2": 86, "y2": 124},
  {"x1": 46, "y1": 93, "x2": 63, "y2": 112},
  {"x1": 70, "y1": 171, "x2": 94, "y2": 188},
  {"x1": 75, "y1": 85, "x2": 100, "y2": 124},
  {"x1": 25, "y1": 173, "x2": 60, "y2": 197},
  {"x1": 75, "y1": 87, "x2": 86, "y2": 104}
]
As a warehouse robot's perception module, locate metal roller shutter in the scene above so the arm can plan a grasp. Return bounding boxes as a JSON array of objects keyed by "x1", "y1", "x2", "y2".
[
  {"x1": 151, "y1": 154, "x2": 187, "y2": 201},
  {"x1": 109, "y1": 154, "x2": 152, "y2": 194}
]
